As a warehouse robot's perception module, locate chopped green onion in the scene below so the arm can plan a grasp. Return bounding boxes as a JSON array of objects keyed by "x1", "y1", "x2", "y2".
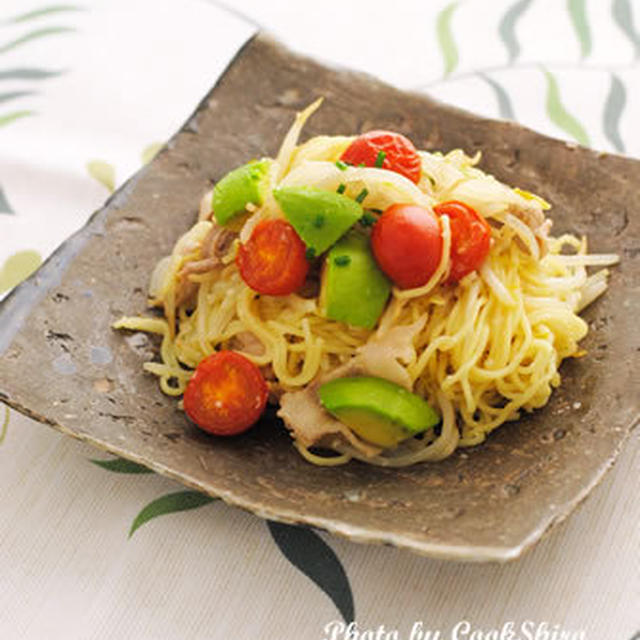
[
  {"x1": 335, "y1": 160, "x2": 348, "y2": 171},
  {"x1": 357, "y1": 162, "x2": 366, "y2": 168},
  {"x1": 336, "y1": 183, "x2": 346, "y2": 194},
  {"x1": 360, "y1": 212, "x2": 377, "y2": 227},
  {"x1": 313, "y1": 214, "x2": 325, "y2": 228},
  {"x1": 355, "y1": 188, "x2": 369, "y2": 204},
  {"x1": 374, "y1": 150, "x2": 386, "y2": 167},
  {"x1": 305, "y1": 247, "x2": 317, "y2": 261},
  {"x1": 333, "y1": 255, "x2": 351, "y2": 267}
]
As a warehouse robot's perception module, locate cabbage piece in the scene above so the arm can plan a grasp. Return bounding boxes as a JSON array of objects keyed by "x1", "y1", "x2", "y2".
[
  {"x1": 279, "y1": 160, "x2": 433, "y2": 210},
  {"x1": 274, "y1": 97, "x2": 324, "y2": 181},
  {"x1": 289, "y1": 135, "x2": 354, "y2": 170}
]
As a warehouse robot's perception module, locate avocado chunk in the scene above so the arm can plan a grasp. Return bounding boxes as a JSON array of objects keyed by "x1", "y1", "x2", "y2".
[
  {"x1": 318, "y1": 376, "x2": 440, "y2": 448},
  {"x1": 212, "y1": 159, "x2": 271, "y2": 226},
  {"x1": 273, "y1": 186, "x2": 363, "y2": 255},
  {"x1": 320, "y1": 231, "x2": 390, "y2": 329}
]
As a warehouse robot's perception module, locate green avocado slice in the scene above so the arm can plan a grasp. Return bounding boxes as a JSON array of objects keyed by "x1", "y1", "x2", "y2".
[
  {"x1": 273, "y1": 186, "x2": 363, "y2": 255},
  {"x1": 318, "y1": 376, "x2": 441, "y2": 448},
  {"x1": 212, "y1": 159, "x2": 271, "y2": 226},
  {"x1": 320, "y1": 231, "x2": 390, "y2": 330}
]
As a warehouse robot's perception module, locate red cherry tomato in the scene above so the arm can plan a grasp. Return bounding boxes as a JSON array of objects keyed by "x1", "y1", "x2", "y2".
[
  {"x1": 340, "y1": 130, "x2": 422, "y2": 184},
  {"x1": 183, "y1": 351, "x2": 268, "y2": 436},
  {"x1": 371, "y1": 204, "x2": 443, "y2": 289},
  {"x1": 433, "y1": 201, "x2": 492, "y2": 283},
  {"x1": 236, "y1": 219, "x2": 309, "y2": 295}
]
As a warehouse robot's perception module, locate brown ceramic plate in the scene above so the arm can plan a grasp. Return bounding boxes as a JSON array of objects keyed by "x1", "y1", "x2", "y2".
[{"x1": 0, "y1": 34, "x2": 638, "y2": 562}]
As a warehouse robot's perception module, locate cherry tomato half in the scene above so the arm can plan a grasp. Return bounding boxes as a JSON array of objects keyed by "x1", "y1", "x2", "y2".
[
  {"x1": 433, "y1": 201, "x2": 492, "y2": 283},
  {"x1": 340, "y1": 130, "x2": 422, "y2": 184},
  {"x1": 183, "y1": 351, "x2": 268, "y2": 436},
  {"x1": 236, "y1": 219, "x2": 309, "y2": 295},
  {"x1": 371, "y1": 204, "x2": 443, "y2": 289}
]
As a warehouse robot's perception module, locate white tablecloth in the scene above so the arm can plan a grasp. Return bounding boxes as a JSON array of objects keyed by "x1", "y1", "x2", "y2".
[{"x1": 1, "y1": 1, "x2": 638, "y2": 638}]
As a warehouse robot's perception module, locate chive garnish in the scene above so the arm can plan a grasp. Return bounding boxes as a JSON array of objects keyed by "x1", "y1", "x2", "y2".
[
  {"x1": 305, "y1": 247, "x2": 317, "y2": 261},
  {"x1": 335, "y1": 160, "x2": 348, "y2": 171},
  {"x1": 334, "y1": 255, "x2": 351, "y2": 266},
  {"x1": 355, "y1": 188, "x2": 369, "y2": 204},
  {"x1": 336, "y1": 183, "x2": 346, "y2": 194},
  {"x1": 360, "y1": 212, "x2": 377, "y2": 227},
  {"x1": 313, "y1": 214, "x2": 325, "y2": 228},
  {"x1": 375, "y1": 150, "x2": 386, "y2": 167},
  {"x1": 357, "y1": 162, "x2": 366, "y2": 168}
]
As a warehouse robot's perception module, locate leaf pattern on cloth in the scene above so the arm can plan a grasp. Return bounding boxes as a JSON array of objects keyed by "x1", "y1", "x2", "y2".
[
  {"x1": 0, "y1": 406, "x2": 9, "y2": 445},
  {"x1": 0, "y1": 90, "x2": 36, "y2": 105},
  {"x1": 0, "y1": 186, "x2": 14, "y2": 214},
  {"x1": 0, "y1": 110, "x2": 35, "y2": 127},
  {"x1": 477, "y1": 72, "x2": 515, "y2": 120},
  {"x1": 436, "y1": 2, "x2": 459, "y2": 76},
  {"x1": 567, "y1": 0, "x2": 592, "y2": 59},
  {"x1": 86, "y1": 159, "x2": 116, "y2": 192},
  {"x1": 0, "y1": 13, "x2": 79, "y2": 218},
  {"x1": 612, "y1": 0, "x2": 640, "y2": 58},
  {"x1": 129, "y1": 491, "x2": 216, "y2": 537},
  {"x1": 91, "y1": 457, "x2": 154, "y2": 474},
  {"x1": 603, "y1": 73, "x2": 627, "y2": 153},
  {"x1": 6, "y1": 4, "x2": 83, "y2": 24},
  {"x1": 141, "y1": 142, "x2": 164, "y2": 165},
  {"x1": 0, "y1": 250, "x2": 42, "y2": 293},
  {"x1": 267, "y1": 521, "x2": 355, "y2": 623},
  {"x1": 498, "y1": 0, "x2": 534, "y2": 62},
  {"x1": 0, "y1": 26, "x2": 76, "y2": 54},
  {"x1": 0, "y1": 67, "x2": 63, "y2": 80},
  {"x1": 542, "y1": 67, "x2": 590, "y2": 146}
]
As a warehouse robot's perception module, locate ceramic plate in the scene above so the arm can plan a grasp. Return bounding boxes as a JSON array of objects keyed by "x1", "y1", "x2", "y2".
[{"x1": 1, "y1": 34, "x2": 638, "y2": 562}]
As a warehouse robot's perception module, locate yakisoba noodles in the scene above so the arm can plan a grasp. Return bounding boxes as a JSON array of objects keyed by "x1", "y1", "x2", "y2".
[{"x1": 115, "y1": 99, "x2": 619, "y2": 467}]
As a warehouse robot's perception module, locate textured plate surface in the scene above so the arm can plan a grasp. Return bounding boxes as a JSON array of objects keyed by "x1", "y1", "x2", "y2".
[{"x1": 0, "y1": 34, "x2": 638, "y2": 562}]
